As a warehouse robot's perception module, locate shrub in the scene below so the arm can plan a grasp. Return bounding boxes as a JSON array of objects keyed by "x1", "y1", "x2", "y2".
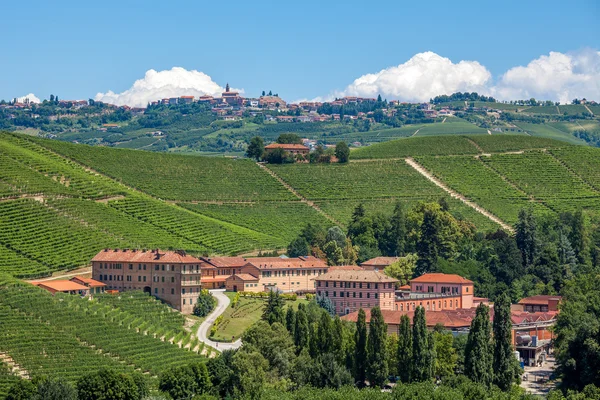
[{"x1": 193, "y1": 290, "x2": 216, "y2": 317}]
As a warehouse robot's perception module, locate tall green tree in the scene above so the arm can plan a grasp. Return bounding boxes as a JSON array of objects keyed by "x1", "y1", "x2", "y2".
[
  {"x1": 366, "y1": 307, "x2": 388, "y2": 387},
  {"x1": 286, "y1": 306, "x2": 296, "y2": 337},
  {"x1": 433, "y1": 331, "x2": 457, "y2": 378},
  {"x1": 516, "y1": 208, "x2": 538, "y2": 266},
  {"x1": 318, "y1": 310, "x2": 334, "y2": 354},
  {"x1": 335, "y1": 141, "x2": 350, "y2": 163},
  {"x1": 294, "y1": 304, "x2": 310, "y2": 351},
  {"x1": 287, "y1": 237, "x2": 310, "y2": 257},
  {"x1": 493, "y1": 293, "x2": 517, "y2": 390},
  {"x1": 397, "y1": 314, "x2": 412, "y2": 383},
  {"x1": 246, "y1": 136, "x2": 264, "y2": 161},
  {"x1": 263, "y1": 290, "x2": 285, "y2": 324},
  {"x1": 416, "y1": 208, "x2": 442, "y2": 275},
  {"x1": 388, "y1": 201, "x2": 407, "y2": 256},
  {"x1": 77, "y1": 369, "x2": 141, "y2": 400},
  {"x1": 412, "y1": 306, "x2": 432, "y2": 382},
  {"x1": 464, "y1": 303, "x2": 493, "y2": 386},
  {"x1": 569, "y1": 210, "x2": 589, "y2": 265},
  {"x1": 276, "y1": 133, "x2": 302, "y2": 144},
  {"x1": 354, "y1": 308, "x2": 368, "y2": 385}
]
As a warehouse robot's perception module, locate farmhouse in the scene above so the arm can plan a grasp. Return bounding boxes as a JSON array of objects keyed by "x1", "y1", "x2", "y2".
[
  {"x1": 516, "y1": 295, "x2": 561, "y2": 312},
  {"x1": 264, "y1": 143, "x2": 310, "y2": 155},
  {"x1": 91, "y1": 249, "x2": 202, "y2": 314}
]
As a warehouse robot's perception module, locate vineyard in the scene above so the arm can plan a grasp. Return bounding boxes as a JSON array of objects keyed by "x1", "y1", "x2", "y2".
[
  {"x1": 512, "y1": 122, "x2": 586, "y2": 144},
  {"x1": 414, "y1": 118, "x2": 488, "y2": 136},
  {"x1": 350, "y1": 136, "x2": 480, "y2": 159},
  {"x1": 468, "y1": 135, "x2": 568, "y2": 153},
  {"x1": 32, "y1": 137, "x2": 295, "y2": 202},
  {"x1": 0, "y1": 277, "x2": 205, "y2": 391}
]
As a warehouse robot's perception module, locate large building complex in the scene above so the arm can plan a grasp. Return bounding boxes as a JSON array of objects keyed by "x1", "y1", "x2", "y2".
[{"x1": 91, "y1": 249, "x2": 203, "y2": 314}]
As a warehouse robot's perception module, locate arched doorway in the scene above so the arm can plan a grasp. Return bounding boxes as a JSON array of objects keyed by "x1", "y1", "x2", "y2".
[{"x1": 143, "y1": 286, "x2": 151, "y2": 295}]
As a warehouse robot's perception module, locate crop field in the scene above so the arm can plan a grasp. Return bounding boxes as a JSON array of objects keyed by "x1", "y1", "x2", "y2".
[
  {"x1": 468, "y1": 135, "x2": 571, "y2": 153},
  {"x1": 587, "y1": 105, "x2": 600, "y2": 115},
  {"x1": 270, "y1": 160, "x2": 443, "y2": 201},
  {"x1": 48, "y1": 198, "x2": 204, "y2": 253},
  {"x1": 0, "y1": 246, "x2": 49, "y2": 278},
  {"x1": 180, "y1": 201, "x2": 333, "y2": 243},
  {"x1": 113, "y1": 136, "x2": 160, "y2": 149},
  {"x1": 0, "y1": 133, "x2": 126, "y2": 199},
  {"x1": 350, "y1": 136, "x2": 480, "y2": 159},
  {"x1": 416, "y1": 155, "x2": 552, "y2": 224},
  {"x1": 520, "y1": 106, "x2": 560, "y2": 115},
  {"x1": 414, "y1": 118, "x2": 488, "y2": 136},
  {"x1": 511, "y1": 123, "x2": 586, "y2": 144},
  {"x1": 109, "y1": 196, "x2": 281, "y2": 254},
  {"x1": 549, "y1": 120, "x2": 600, "y2": 134},
  {"x1": 337, "y1": 125, "x2": 424, "y2": 143},
  {"x1": 32, "y1": 137, "x2": 295, "y2": 202},
  {"x1": 481, "y1": 151, "x2": 600, "y2": 214},
  {"x1": 0, "y1": 199, "x2": 124, "y2": 277},
  {"x1": 558, "y1": 104, "x2": 592, "y2": 116},
  {"x1": 550, "y1": 146, "x2": 600, "y2": 190},
  {"x1": 0, "y1": 279, "x2": 204, "y2": 385},
  {"x1": 0, "y1": 362, "x2": 20, "y2": 400}
]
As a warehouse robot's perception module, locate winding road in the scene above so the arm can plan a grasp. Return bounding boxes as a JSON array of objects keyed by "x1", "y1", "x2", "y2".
[{"x1": 196, "y1": 289, "x2": 243, "y2": 351}]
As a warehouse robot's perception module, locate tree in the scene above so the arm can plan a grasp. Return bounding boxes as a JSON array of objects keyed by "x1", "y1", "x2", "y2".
[
  {"x1": 388, "y1": 201, "x2": 407, "y2": 256},
  {"x1": 416, "y1": 208, "x2": 442, "y2": 275},
  {"x1": 464, "y1": 304, "x2": 493, "y2": 386},
  {"x1": 231, "y1": 350, "x2": 268, "y2": 399},
  {"x1": 366, "y1": 306, "x2": 388, "y2": 387},
  {"x1": 335, "y1": 141, "x2": 350, "y2": 163},
  {"x1": 318, "y1": 310, "x2": 334, "y2": 354},
  {"x1": 433, "y1": 331, "x2": 458, "y2": 378},
  {"x1": 207, "y1": 350, "x2": 235, "y2": 398},
  {"x1": 263, "y1": 290, "x2": 285, "y2": 324},
  {"x1": 193, "y1": 289, "x2": 216, "y2": 317},
  {"x1": 276, "y1": 133, "x2": 302, "y2": 144},
  {"x1": 286, "y1": 306, "x2": 296, "y2": 337},
  {"x1": 569, "y1": 210, "x2": 589, "y2": 264},
  {"x1": 397, "y1": 314, "x2": 412, "y2": 383},
  {"x1": 159, "y1": 365, "x2": 200, "y2": 400},
  {"x1": 264, "y1": 147, "x2": 292, "y2": 164},
  {"x1": 412, "y1": 306, "x2": 432, "y2": 382},
  {"x1": 77, "y1": 369, "x2": 140, "y2": 400},
  {"x1": 493, "y1": 293, "x2": 517, "y2": 390},
  {"x1": 516, "y1": 208, "x2": 538, "y2": 266},
  {"x1": 323, "y1": 241, "x2": 344, "y2": 266},
  {"x1": 326, "y1": 226, "x2": 346, "y2": 248},
  {"x1": 383, "y1": 254, "x2": 417, "y2": 285},
  {"x1": 6, "y1": 380, "x2": 36, "y2": 400},
  {"x1": 246, "y1": 136, "x2": 264, "y2": 161},
  {"x1": 294, "y1": 304, "x2": 310, "y2": 351},
  {"x1": 316, "y1": 292, "x2": 335, "y2": 316},
  {"x1": 288, "y1": 237, "x2": 310, "y2": 257},
  {"x1": 262, "y1": 91, "x2": 266, "y2": 96},
  {"x1": 354, "y1": 308, "x2": 368, "y2": 385}
]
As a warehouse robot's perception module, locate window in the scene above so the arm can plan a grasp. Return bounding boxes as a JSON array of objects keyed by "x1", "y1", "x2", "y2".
[
  {"x1": 138, "y1": 276, "x2": 141, "y2": 282},
  {"x1": 162, "y1": 265, "x2": 165, "y2": 271},
  {"x1": 325, "y1": 282, "x2": 329, "y2": 288},
  {"x1": 325, "y1": 291, "x2": 328, "y2": 296},
  {"x1": 340, "y1": 292, "x2": 344, "y2": 297},
  {"x1": 466, "y1": 286, "x2": 469, "y2": 293},
  {"x1": 318, "y1": 281, "x2": 321, "y2": 287},
  {"x1": 374, "y1": 293, "x2": 378, "y2": 299},
  {"x1": 353, "y1": 292, "x2": 356, "y2": 298},
  {"x1": 171, "y1": 277, "x2": 175, "y2": 283},
  {"x1": 367, "y1": 293, "x2": 370, "y2": 299},
  {"x1": 353, "y1": 282, "x2": 356, "y2": 289},
  {"x1": 161, "y1": 277, "x2": 165, "y2": 282},
  {"x1": 182, "y1": 289, "x2": 185, "y2": 294},
  {"x1": 138, "y1": 264, "x2": 141, "y2": 270},
  {"x1": 428, "y1": 286, "x2": 434, "y2": 293},
  {"x1": 333, "y1": 291, "x2": 336, "y2": 297},
  {"x1": 359, "y1": 292, "x2": 362, "y2": 298},
  {"x1": 367, "y1": 283, "x2": 371, "y2": 289},
  {"x1": 143, "y1": 264, "x2": 147, "y2": 270},
  {"x1": 375, "y1": 283, "x2": 378, "y2": 290},
  {"x1": 333, "y1": 281, "x2": 337, "y2": 288},
  {"x1": 155, "y1": 265, "x2": 159, "y2": 271},
  {"x1": 171, "y1": 288, "x2": 174, "y2": 295},
  {"x1": 359, "y1": 283, "x2": 362, "y2": 289},
  {"x1": 143, "y1": 276, "x2": 146, "y2": 282},
  {"x1": 183, "y1": 299, "x2": 186, "y2": 305},
  {"x1": 154, "y1": 288, "x2": 158, "y2": 294},
  {"x1": 183, "y1": 265, "x2": 186, "y2": 272},
  {"x1": 129, "y1": 264, "x2": 133, "y2": 270}
]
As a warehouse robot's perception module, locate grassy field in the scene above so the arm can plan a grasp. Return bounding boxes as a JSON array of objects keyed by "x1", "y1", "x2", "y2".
[
  {"x1": 468, "y1": 135, "x2": 570, "y2": 153},
  {"x1": 512, "y1": 122, "x2": 587, "y2": 144},
  {"x1": 414, "y1": 117, "x2": 488, "y2": 136},
  {"x1": 350, "y1": 136, "x2": 480, "y2": 159},
  {"x1": 550, "y1": 146, "x2": 600, "y2": 190}
]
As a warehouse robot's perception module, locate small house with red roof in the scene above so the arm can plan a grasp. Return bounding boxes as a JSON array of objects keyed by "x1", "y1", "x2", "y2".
[{"x1": 264, "y1": 143, "x2": 310, "y2": 156}]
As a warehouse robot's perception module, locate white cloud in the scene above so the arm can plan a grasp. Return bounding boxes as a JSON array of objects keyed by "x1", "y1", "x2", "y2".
[
  {"x1": 336, "y1": 52, "x2": 492, "y2": 102},
  {"x1": 492, "y1": 49, "x2": 600, "y2": 104},
  {"x1": 16, "y1": 93, "x2": 41, "y2": 104},
  {"x1": 94, "y1": 67, "x2": 242, "y2": 107}
]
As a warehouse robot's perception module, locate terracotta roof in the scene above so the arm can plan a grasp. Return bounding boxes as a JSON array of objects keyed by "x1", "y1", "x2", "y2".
[
  {"x1": 200, "y1": 257, "x2": 248, "y2": 268},
  {"x1": 314, "y1": 270, "x2": 397, "y2": 283},
  {"x1": 180, "y1": 96, "x2": 195, "y2": 99},
  {"x1": 37, "y1": 280, "x2": 89, "y2": 292},
  {"x1": 264, "y1": 143, "x2": 309, "y2": 151},
  {"x1": 341, "y1": 309, "x2": 474, "y2": 328},
  {"x1": 410, "y1": 273, "x2": 473, "y2": 285},
  {"x1": 200, "y1": 277, "x2": 227, "y2": 283},
  {"x1": 329, "y1": 265, "x2": 363, "y2": 271},
  {"x1": 227, "y1": 273, "x2": 259, "y2": 282},
  {"x1": 245, "y1": 256, "x2": 327, "y2": 270},
  {"x1": 518, "y1": 295, "x2": 561, "y2": 305},
  {"x1": 399, "y1": 285, "x2": 411, "y2": 290},
  {"x1": 91, "y1": 249, "x2": 201, "y2": 264},
  {"x1": 361, "y1": 257, "x2": 399, "y2": 267},
  {"x1": 71, "y1": 276, "x2": 106, "y2": 287}
]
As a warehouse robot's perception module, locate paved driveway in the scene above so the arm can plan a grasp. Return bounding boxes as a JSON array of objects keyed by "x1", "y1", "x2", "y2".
[{"x1": 196, "y1": 289, "x2": 242, "y2": 352}]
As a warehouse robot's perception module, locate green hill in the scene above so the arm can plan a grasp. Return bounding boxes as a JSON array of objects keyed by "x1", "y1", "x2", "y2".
[{"x1": 2, "y1": 131, "x2": 600, "y2": 279}]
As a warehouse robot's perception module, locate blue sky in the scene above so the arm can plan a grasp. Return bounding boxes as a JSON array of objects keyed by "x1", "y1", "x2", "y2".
[{"x1": 2, "y1": 0, "x2": 599, "y2": 104}]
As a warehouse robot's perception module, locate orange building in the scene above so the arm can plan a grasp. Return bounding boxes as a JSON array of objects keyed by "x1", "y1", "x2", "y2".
[
  {"x1": 200, "y1": 257, "x2": 248, "y2": 289},
  {"x1": 34, "y1": 280, "x2": 90, "y2": 295},
  {"x1": 264, "y1": 143, "x2": 310, "y2": 155},
  {"x1": 315, "y1": 270, "x2": 397, "y2": 315},
  {"x1": 91, "y1": 249, "x2": 202, "y2": 314},
  {"x1": 70, "y1": 276, "x2": 107, "y2": 294},
  {"x1": 394, "y1": 273, "x2": 479, "y2": 312}
]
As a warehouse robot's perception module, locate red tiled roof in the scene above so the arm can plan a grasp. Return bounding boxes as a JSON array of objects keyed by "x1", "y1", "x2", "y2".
[
  {"x1": 71, "y1": 276, "x2": 106, "y2": 287},
  {"x1": 38, "y1": 280, "x2": 89, "y2": 292},
  {"x1": 227, "y1": 273, "x2": 259, "y2": 282},
  {"x1": 245, "y1": 256, "x2": 327, "y2": 270},
  {"x1": 329, "y1": 265, "x2": 363, "y2": 271},
  {"x1": 361, "y1": 257, "x2": 399, "y2": 267},
  {"x1": 200, "y1": 257, "x2": 248, "y2": 268},
  {"x1": 200, "y1": 277, "x2": 227, "y2": 283},
  {"x1": 341, "y1": 309, "x2": 474, "y2": 328},
  {"x1": 410, "y1": 273, "x2": 473, "y2": 285},
  {"x1": 264, "y1": 143, "x2": 309, "y2": 151},
  {"x1": 315, "y1": 270, "x2": 397, "y2": 283},
  {"x1": 518, "y1": 295, "x2": 561, "y2": 306},
  {"x1": 91, "y1": 249, "x2": 201, "y2": 264},
  {"x1": 399, "y1": 285, "x2": 411, "y2": 290}
]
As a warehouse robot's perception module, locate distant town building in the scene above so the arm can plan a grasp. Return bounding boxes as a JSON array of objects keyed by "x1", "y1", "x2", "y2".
[{"x1": 264, "y1": 143, "x2": 310, "y2": 156}]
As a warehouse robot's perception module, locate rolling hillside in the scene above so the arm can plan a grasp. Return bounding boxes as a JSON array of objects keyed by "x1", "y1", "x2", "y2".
[{"x1": 2, "y1": 131, "x2": 600, "y2": 279}]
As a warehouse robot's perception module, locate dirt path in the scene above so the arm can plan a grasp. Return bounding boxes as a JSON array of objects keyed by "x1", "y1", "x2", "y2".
[
  {"x1": 404, "y1": 158, "x2": 514, "y2": 232},
  {"x1": 95, "y1": 195, "x2": 126, "y2": 203},
  {"x1": 0, "y1": 352, "x2": 30, "y2": 378},
  {"x1": 442, "y1": 117, "x2": 447, "y2": 123},
  {"x1": 257, "y1": 163, "x2": 342, "y2": 225},
  {"x1": 26, "y1": 266, "x2": 92, "y2": 282},
  {"x1": 487, "y1": 129, "x2": 492, "y2": 135},
  {"x1": 583, "y1": 104, "x2": 594, "y2": 116},
  {"x1": 466, "y1": 138, "x2": 485, "y2": 154},
  {"x1": 411, "y1": 128, "x2": 421, "y2": 137}
]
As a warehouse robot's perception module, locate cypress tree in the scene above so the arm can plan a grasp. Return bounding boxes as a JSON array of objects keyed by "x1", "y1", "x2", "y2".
[
  {"x1": 332, "y1": 316, "x2": 345, "y2": 362},
  {"x1": 416, "y1": 209, "x2": 441, "y2": 275},
  {"x1": 397, "y1": 314, "x2": 412, "y2": 383},
  {"x1": 412, "y1": 306, "x2": 432, "y2": 381},
  {"x1": 366, "y1": 307, "x2": 388, "y2": 388},
  {"x1": 355, "y1": 308, "x2": 368, "y2": 385},
  {"x1": 493, "y1": 293, "x2": 516, "y2": 390},
  {"x1": 286, "y1": 307, "x2": 296, "y2": 337},
  {"x1": 294, "y1": 304, "x2": 309, "y2": 351},
  {"x1": 309, "y1": 321, "x2": 319, "y2": 358},
  {"x1": 318, "y1": 310, "x2": 334, "y2": 354},
  {"x1": 464, "y1": 303, "x2": 493, "y2": 386},
  {"x1": 516, "y1": 208, "x2": 538, "y2": 266}
]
